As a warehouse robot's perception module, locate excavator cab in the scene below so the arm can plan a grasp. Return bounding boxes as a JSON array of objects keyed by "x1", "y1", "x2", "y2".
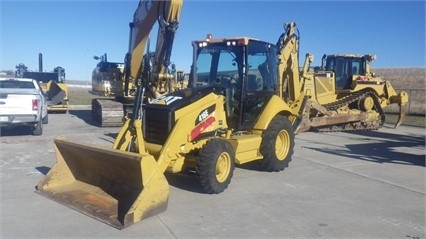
[
  {"x1": 92, "y1": 53, "x2": 125, "y2": 97},
  {"x1": 190, "y1": 36, "x2": 279, "y2": 131}
]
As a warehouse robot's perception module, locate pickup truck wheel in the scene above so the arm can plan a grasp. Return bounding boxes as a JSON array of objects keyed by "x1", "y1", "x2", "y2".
[
  {"x1": 42, "y1": 114, "x2": 48, "y2": 124},
  {"x1": 259, "y1": 115, "x2": 294, "y2": 172},
  {"x1": 33, "y1": 121, "x2": 43, "y2": 136},
  {"x1": 196, "y1": 138, "x2": 235, "y2": 194}
]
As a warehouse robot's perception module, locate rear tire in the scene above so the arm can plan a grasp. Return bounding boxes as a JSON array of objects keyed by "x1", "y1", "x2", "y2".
[
  {"x1": 42, "y1": 114, "x2": 48, "y2": 124},
  {"x1": 33, "y1": 121, "x2": 43, "y2": 136},
  {"x1": 196, "y1": 138, "x2": 235, "y2": 194},
  {"x1": 259, "y1": 115, "x2": 294, "y2": 171}
]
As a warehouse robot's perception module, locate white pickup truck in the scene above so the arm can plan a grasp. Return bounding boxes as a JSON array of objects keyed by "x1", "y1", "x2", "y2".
[{"x1": 0, "y1": 77, "x2": 48, "y2": 135}]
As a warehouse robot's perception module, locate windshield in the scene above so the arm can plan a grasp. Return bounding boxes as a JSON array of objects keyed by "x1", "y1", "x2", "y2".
[
  {"x1": 0, "y1": 79, "x2": 35, "y2": 89},
  {"x1": 192, "y1": 44, "x2": 243, "y2": 87},
  {"x1": 326, "y1": 56, "x2": 366, "y2": 89},
  {"x1": 326, "y1": 56, "x2": 365, "y2": 75},
  {"x1": 246, "y1": 40, "x2": 277, "y2": 92}
]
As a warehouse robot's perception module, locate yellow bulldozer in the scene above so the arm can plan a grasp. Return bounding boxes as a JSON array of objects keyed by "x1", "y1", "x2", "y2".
[
  {"x1": 293, "y1": 53, "x2": 409, "y2": 133},
  {"x1": 36, "y1": 1, "x2": 408, "y2": 229}
]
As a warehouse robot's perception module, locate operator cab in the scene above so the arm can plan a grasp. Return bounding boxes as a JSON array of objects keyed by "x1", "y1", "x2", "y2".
[
  {"x1": 323, "y1": 54, "x2": 367, "y2": 90},
  {"x1": 190, "y1": 36, "x2": 278, "y2": 131}
]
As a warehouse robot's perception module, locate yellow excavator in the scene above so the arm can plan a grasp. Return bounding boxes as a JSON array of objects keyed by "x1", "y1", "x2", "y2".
[
  {"x1": 91, "y1": 53, "x2": 125, "y2": 97},
  {"x1": 36, "y1": 7, "x2": 408, "y2": 229},
  {"x1": 91, "y1": 0, "x2": 183, "y2": 126}
]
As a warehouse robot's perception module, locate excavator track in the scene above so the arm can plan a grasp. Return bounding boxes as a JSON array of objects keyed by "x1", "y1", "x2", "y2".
[
  {"x1": 313, "y1": 90, "x2": 385, "y2": 132},
  {"x1": 92, "y1": 98, "x2": 134, "y2": 127}
]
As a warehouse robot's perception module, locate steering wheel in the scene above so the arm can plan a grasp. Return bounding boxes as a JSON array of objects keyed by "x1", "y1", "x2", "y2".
[{"x1": 214, "y1": 75, "x2": 235, "y2": 87}]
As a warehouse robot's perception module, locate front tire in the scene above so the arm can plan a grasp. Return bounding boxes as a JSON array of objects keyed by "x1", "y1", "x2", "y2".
[
  {"x1": 196, "y1": 138, "x2": 235, "y2": 194},
  {"x1": 259, "y1": 115, "x2": 294, "y2": 171}
]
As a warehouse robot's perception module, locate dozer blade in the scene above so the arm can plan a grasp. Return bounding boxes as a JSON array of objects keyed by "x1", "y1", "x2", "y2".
[{"x1": 36, "y1": 139, "x2": 169, "y2": 229}]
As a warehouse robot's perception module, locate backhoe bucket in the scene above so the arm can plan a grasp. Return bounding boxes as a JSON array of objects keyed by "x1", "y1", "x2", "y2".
[{"x1": 36, "y1": 139, "x2": 169, "y2": 229}]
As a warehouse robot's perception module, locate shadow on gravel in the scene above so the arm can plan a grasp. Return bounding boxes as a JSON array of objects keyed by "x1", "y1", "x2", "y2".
[
  {"x1": 165, "y1": 172, "x2": 206, "y2": 194},
  {"x1": 0, "y1": 126, "x2": 33, "y2": 136},
  {"x1": 235, "y1": 160, "x2": 264, "y2": 171},
  {"x1": 69, "y1": 110, "x2": 97, "y2": 126},
  {"x1": 305, "y1": 130, "x2": 425, "y2": 167},
  {"x1": 36, "y1": 166, "x2": 51, "y2": 176},
  {"x1": 105, "y1": 132, "x2": 119, "y2": 139}
]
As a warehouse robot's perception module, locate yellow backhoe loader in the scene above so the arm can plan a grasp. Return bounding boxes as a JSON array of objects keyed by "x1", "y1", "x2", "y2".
[
  {"x1": 36, "y1": 4, "x2": 306, "y2": 229},
  {"x1": 36, "y1": 9, "x2": 408, "y2": 229}
]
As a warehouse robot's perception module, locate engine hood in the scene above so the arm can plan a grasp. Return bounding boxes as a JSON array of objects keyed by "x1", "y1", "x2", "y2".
[{"x1": 146, "y1": 86, "x2": 223, "y2": 111}]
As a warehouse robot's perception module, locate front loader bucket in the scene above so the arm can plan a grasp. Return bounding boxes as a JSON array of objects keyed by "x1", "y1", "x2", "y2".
[
  {"x1": 36, "y1": 139, "x2": 169, "y2": 229},
  {"x1": 47, "y1": 80, "x2": 66, "y2": 105}
]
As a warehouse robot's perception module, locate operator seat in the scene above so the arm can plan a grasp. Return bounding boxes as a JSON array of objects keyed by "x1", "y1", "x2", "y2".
[
  {"x1": 247, "y1": 74, "x2": 259, "y2": 91},
  {"x1": 352, "y1": 66, "x2": 358, "y2": 75}
]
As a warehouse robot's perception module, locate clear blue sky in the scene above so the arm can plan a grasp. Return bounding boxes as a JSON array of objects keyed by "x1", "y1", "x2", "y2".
[{"x1": 1, "y1": 0, "x2": 425, "y2": 81}]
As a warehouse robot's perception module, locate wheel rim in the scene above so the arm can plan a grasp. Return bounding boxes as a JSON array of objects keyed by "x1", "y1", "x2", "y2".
[
  {"x1": 362, "y1": 96, "x2": 374, "y2": 111},
  {"x1": 215, "y1": 152, "x2": 231, "y2": 183},
  {"x1": 275, "y1": 129, "x2": 290, "y2": 161}
]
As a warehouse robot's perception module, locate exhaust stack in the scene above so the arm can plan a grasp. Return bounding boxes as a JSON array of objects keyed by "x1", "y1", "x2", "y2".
[{"x1": 38, "y1": 53, "x2": 43, "y2": 72}]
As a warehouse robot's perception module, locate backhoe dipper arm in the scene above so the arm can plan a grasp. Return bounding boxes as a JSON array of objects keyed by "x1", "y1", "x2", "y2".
[
  {"x1": 124, "y1": 0, "x2": 182, "y2": 97},
  {"x1": 276, "y1": 22, "x2": 301, "y2": 102}
]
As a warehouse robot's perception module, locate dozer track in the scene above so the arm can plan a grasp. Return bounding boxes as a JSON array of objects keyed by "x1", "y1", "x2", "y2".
[{"x1": 313, "y1": 90, "x2": 385, "y2": 132}]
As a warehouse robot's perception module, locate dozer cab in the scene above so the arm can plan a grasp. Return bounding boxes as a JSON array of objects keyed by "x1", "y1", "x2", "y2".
[{"x1": 36, "y1": 2, "x2": 303, "y2": 229}]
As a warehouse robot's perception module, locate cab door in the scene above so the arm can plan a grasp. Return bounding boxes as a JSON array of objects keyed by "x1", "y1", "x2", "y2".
[{"x1": 236, "y1": 40, "x2": 278, "y2": 130}]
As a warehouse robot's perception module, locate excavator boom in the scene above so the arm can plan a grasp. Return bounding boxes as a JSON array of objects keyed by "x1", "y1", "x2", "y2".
[
  {"x1": 127, "y1": 0, "x2": 182, "y2": 82},
  {"x1": 92, "y1": 0, "x2": 182, "y2": 126}
]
